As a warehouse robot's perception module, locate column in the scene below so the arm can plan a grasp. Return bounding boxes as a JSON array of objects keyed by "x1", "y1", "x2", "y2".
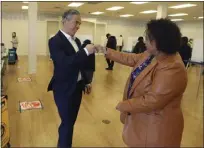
[
  {"x1": 0, "y1": 1, "x2": 2, "y2": 45},
  {"x1": 156, "y1": 4, "x2": 167, "y2": 19},
  {"x1": 28, "y1": 2, "x2": 37, "y2": 74}
]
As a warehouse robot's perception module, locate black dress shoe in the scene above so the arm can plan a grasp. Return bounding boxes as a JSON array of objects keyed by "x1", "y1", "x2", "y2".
[{"x1": 106, "y1": 67, "x2": 113, "y2": 70}]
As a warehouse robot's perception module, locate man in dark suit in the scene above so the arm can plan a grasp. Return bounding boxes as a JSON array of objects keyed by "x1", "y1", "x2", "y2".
[
  {"x1": 106, "y1": 35, "x2": 117, "y2": 70},
  {"x1": 132, "y1": 36, "x2": 146, "y2": 54},
  {"x1": 47, "y1": 9, "x2": 97, "y2": 148},
  {"x1": 179, "y1": 36, "x2": 192, "y2": 67}
]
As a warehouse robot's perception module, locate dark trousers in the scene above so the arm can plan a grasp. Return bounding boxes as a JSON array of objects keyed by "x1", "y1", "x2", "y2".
[
  {"x1": 106, "y1": 58, "x2": 114, "y2": 69},
  {"x1": 119, "y1": 46, "x2": 123, "y2": 52},
  {"x1": 53, "y1": 81, "x2": 84, "y2": 148},
  {"x1": 13, "y1": 47, "x2": 18, "y2": 60}
]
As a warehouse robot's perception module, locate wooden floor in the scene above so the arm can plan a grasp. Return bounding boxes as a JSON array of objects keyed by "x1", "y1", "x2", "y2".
[{"x1": 2, "y1": 55, "x2": 203, "y2": 147}]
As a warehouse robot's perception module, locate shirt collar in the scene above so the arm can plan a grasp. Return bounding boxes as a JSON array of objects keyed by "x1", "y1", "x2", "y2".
[{"x1": 60, "y1": 30, "x2": 76, "y2": 40}]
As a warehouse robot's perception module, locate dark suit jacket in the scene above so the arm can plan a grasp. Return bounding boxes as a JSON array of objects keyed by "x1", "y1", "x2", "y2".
[
  {"x1": 47, "y1": 31, "x2": 90, "y2": 96},
  {"x1": 179, "y1": 44, "x2": 192, "y2": 61},
  {"x1": 81, "y1": 43, "x2": 95, "y2": 71},
  {"x1": 133, "y1": 41, "x2": 146, "y2": 54},
  {"x1": 106, "y1": 36, "x2": 117, "y2": 50}
]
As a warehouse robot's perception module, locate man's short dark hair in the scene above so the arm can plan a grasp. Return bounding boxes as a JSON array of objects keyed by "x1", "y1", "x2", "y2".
[
  {"x1": 146, "y1": 18, "x2": 182, "y2": 54},
  {"x1": 182, "y1": 36, "x2": 188, "y2": 45},
  {"x1": 106, "y1": 33, "x2": 110, "y2": 38},
  {"x1": 62, "y1": 9, "x2": 80, "y2": 21},
  {"x1": 138, "y1": 36, "x2": 144, "y2": 42}
]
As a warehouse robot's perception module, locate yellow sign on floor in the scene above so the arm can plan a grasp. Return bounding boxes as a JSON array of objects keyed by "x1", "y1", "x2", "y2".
[{"x1": 1, "y1": 96, "x2": 10, "y2": 147}]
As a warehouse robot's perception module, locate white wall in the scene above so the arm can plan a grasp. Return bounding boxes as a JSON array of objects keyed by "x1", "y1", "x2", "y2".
[
  {"x1": 177, "y1": 21, "x2": 203, "y2": 62},
  {"x1": 2, "y1": 20, "x2": 47, "y2": 55},
  {"x1": 2, "y1": 12, "x2": 203, "y2": 60}
]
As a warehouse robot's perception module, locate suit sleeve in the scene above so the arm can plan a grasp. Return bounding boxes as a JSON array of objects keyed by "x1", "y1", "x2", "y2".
[
  {"x1": 105, "y1": 48, "x2": 143, "y2": 67},
  {"x1": 116, "y1": 64, "x2": 187, "y2": 113},
  {"x1": 49, "y1": 38, "x2": 88, "y2": 69}
]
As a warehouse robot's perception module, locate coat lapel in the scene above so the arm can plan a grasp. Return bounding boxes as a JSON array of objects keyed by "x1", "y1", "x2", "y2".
[
  {"x1": 57, "y1": 31, "x2": 76, "y2": 54},
  {"x1": 129, "y1": 57, "x2": 158, "y2": 96}
]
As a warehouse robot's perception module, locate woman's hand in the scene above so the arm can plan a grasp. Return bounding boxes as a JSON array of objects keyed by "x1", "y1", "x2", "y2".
[{"x1": 120, "y1": 112, "x2": 128, "y2": 124}]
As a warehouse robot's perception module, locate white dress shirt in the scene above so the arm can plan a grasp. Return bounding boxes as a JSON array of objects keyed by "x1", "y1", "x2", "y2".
[{"x1": 60, "y1": 30, "x2": 89, "y2": 82}]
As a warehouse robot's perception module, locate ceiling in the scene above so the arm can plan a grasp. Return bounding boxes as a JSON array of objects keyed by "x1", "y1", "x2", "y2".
[{"x1": 2, "y1": 1, "x2": 204, "y2": 21}]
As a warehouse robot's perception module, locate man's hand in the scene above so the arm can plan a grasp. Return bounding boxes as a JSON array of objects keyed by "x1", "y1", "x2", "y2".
[
  {"x1": 85, "y1": 44, "x2": 97, "y2": 55},
  {"x1": 85, "y1": 84, "x2": 92, "y2": 94}
]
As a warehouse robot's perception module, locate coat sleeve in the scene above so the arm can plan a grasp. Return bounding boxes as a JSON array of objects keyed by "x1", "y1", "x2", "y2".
[
  {"x1": 116, "y1": 63, "x2": 187, "y2": 113},
  {"x1": 105, "y1": 48, "x2": 144, "y2": 67},
  {"x1": 49, "y1": 37, "x2": 88, "y2": 69}
]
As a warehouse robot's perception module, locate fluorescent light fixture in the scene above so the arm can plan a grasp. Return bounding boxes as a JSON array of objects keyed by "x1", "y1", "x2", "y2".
[
  {"x1": 91, "y1": 11, "x2": 104, "y2": 15},
  {"x1": 120, "y1": 14, "x2": 134, "y2": 17},
  {"x1": 171, "y1": 19, "x2": 184, "y2": 21},
  {"x1": 68, "y1": 2, "x2": 84, "y2": 7},
  {"x1": 169, "y1": 4, "x2": 197, "y2": 9},
  {"x1": 140, "y1": 10, "x2": 157, "y2": 14},
  {"x1": 22, "y1": 5, "x2": 28, "y2": 9},
  {"x1": 198, "y1": 16, "x2": 203, "y2": 19},
  {"x1": 168, "y1": 13, "x2": 188, "y2": 17},
  {"x1": 106, "y1": 6, "x2": 124, "y2": 11},
  {"x1": 130, "y1": 2, "x2": 148, "y2": 4},
  {"x1": 23, "y1": 2, "x2": 28, "y2": 3}
]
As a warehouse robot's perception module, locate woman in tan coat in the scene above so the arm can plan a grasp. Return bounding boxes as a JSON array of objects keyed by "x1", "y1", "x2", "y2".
[{"x1": 103, "y1": 19, "x2": 187, "y2": 147}]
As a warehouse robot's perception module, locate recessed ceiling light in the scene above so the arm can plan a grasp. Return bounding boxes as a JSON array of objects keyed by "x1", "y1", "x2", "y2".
[
  {"x1": 120, "y1": 14, "x2": 134, "y2": 17},
  {"x1": 169, "y1": 4, "x2": 197, "y2": 9},
  {"x1": 91, "y1": 11, "x2": 104, "y2": 15},
  {"x1": 198, "y1": 16, "x2": 203, "y2": 19},
  {"x1": 22, "y1": 5, "x2": 28, "y2": 9},
  {"x1": 171, "y1": 19, "x2": 184, "y2": 21},
  {"x1": 140, "y1": 10, "x2": 157, "y2": 14},
  {"x1": 168, "y1": 13, "x2": 188, "y2": 17},
  {"x1": 130, "y1": 2, "x2": 148, "y2": 4},
  {"x1": 23, "y1": 2, "x2": 29, "y2": 3},
  {"x1": 68, "y1": 2, "x2": 84, "y2": 7},
  {"x1": 106, "y1": 6, "x2": 124, "y2": 11}
]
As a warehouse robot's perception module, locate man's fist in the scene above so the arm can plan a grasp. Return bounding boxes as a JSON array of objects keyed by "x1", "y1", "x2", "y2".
[{"x1": 85, "y1": 44, "x2": 96, "y2": 55}]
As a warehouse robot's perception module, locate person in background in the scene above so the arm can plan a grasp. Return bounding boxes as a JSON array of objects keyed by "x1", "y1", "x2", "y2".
[
  {"x1": 188, "y1": 38, "x2": 193, "y2": 48},
  {"x1": 99, "y1": 18, "x2": 187, "y2": 147},
  {"x1": 119, "y1": 35, "x2": 124, "y2": 52},
  {"x1": 11, "y1": 32, "x2": 19, "y2": 61},
  {"x1": 106, "y1": 33, "x2": 111, "y2": 40},
  {"x1": 81, "y1": 39, "x2": 95, "y2": 84},
  {"x1": 132, "y1": 36, "x2": 146, "y2": 54},
  {"x1": 106, "y1": 35, "x2": 117, "y2": 70},
  {"x1": 179, "y1": 36, "x2": 192, "y2": 67},
  {"x1": 1, "y1": 43, "x2": 6, "y2": 58},
  {"x1": 47, "y1": 9, "x2": 97, "y2": 148}
]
